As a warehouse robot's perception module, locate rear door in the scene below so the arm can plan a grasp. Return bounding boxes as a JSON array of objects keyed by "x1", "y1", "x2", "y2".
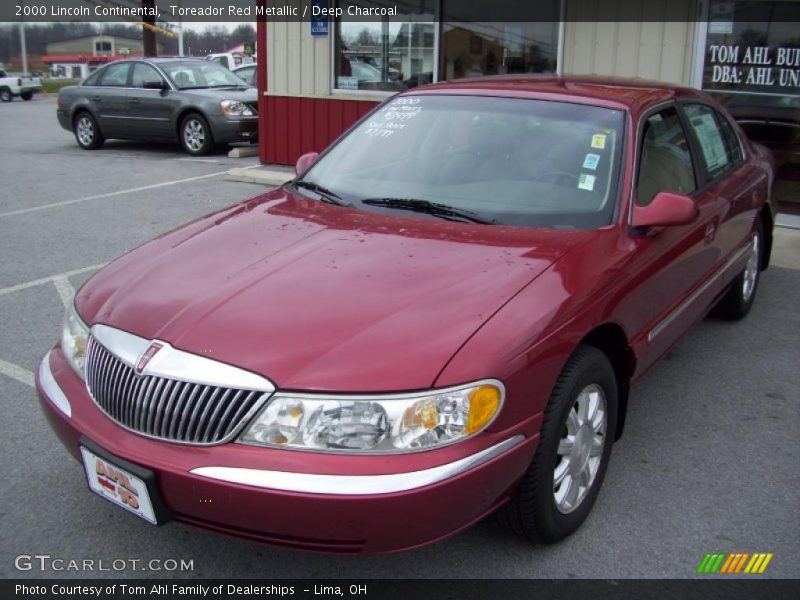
[
  {"x1": 679, "y1": 102, "x2": 762, "y2": 286},
  {"x1": 90, "y1": 62, "x2": 132, "y2": 137}
]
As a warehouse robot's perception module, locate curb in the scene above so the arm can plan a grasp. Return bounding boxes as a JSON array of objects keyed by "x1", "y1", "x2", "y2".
[{"x1": 225, "y1": 167, "x2": 294, "y2": 186}]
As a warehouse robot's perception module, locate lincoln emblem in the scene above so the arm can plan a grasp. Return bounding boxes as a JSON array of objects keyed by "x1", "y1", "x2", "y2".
[{"x1": 135, "y1": 342, "x2": 164, "y2": 375}]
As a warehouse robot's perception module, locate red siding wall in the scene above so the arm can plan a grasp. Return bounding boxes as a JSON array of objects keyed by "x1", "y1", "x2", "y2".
[{"x1": 258, "y1": 96, "x2": 379, "y2": 166}]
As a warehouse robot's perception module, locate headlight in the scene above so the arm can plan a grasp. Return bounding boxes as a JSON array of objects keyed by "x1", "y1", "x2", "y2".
[
  {"x1": 220, "y1": 100, "x2": 254, "y2": 117},
  {"x1": 240, "y1": 380, "x2": 504, "y2": 453},
  {"x1": 61, "y1": 304, "x2": 89, "y2": 379}
]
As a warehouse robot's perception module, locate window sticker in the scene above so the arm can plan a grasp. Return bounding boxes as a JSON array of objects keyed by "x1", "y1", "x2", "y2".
[
  {"x1": 690, "y1": 113, "x2": 729, "y2": 172},
  {"x1": 591, "y1": 134, "x2": 607, "y2": 149},
  {"x1": 336, "y1": 76, "x2": 358, "y2": 90},
  {"x1": 583, "y1": 153, "x2": 600, "y2": 170},
  {"x1": 578, "y1": 173, "x2": 596, "y2": 191}
]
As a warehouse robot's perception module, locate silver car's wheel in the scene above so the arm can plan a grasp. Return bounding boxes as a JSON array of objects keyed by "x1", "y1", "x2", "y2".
[
  {"x1": 741, "y1": 232, "x2": 760, "y2": 303},
  {"x1": 0, "y1": 88, "x2": 13, "y2": 102},
  {"x1": 553, "y1": 384, "x2": 607, "y2": 514},
  {"x1": 73, "y1": 112, "x2": 104, "y2": 150},
  {"x1": 180, "y1": 113, "x2": 214, "y2": 156}
]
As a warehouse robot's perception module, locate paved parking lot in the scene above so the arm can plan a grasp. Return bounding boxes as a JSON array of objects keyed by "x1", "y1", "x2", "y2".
[{"x1": 1, "y1": 96, "x2": 798, "y2": 579}]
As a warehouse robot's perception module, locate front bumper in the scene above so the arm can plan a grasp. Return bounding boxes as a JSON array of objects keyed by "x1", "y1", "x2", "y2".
[
  {"x1": 37, "y1": 347, "x2": 538, "y2": 554},
  {"x1": 210, "y1": 115, "x2": 258, "y2": 144}
]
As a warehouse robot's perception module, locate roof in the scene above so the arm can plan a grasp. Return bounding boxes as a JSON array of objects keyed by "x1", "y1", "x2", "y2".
[
  {"x1": 47, "y1": 34, "x2": 146, "y2": 44},
  {"x1": 410, "y1": 75, "x2": 706, "y2": 113}
]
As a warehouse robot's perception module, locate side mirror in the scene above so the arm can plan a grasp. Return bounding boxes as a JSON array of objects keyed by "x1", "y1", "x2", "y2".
[
  {"x1": 143, "y1": 80, "x2": 167, "y2": 90},
  {"x1": 632, "y1": 191, "x2": 698, "y2": 229},
  {"x1": 295, "y1": 152, "x2": 319, "y2": 175}
]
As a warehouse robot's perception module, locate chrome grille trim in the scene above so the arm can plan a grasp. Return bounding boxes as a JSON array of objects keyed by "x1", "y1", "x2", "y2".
[{"x1": 84, "y1": 328, "x2": 274, "y2": 446}]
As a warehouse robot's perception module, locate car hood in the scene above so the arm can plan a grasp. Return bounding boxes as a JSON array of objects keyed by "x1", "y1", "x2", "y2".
[
  {"x1": 76, "y1": 189, "x2": 595, "y2": 392},
  {"x1": 178, "y1": 87, "x2": 257, "y2": 102}
]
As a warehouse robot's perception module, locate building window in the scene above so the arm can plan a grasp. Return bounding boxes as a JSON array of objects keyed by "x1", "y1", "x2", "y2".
[
  {"x1": 702, "y1": 0, "x2": 800, "y2": 100},
  {"x1": 441, "y1": 22, "x2": 559, "y2": 79},
  {"x1": 333, "y1": 1, "x2": 436, "y2": 92},
  {"x1": 95, "y1": 41, "x2": 112, "y2": 55},
  {"x1": 332, "y1": 1, "x2": 561, "y2": 93}
]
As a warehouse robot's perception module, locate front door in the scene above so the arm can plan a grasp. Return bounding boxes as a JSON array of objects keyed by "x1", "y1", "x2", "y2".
[
  {"x1": 125, "y1": 62, "x2": 175, "y2": 139},
  {"x1": 620, "y1": 104, "x2": 724, "y2": 370}
]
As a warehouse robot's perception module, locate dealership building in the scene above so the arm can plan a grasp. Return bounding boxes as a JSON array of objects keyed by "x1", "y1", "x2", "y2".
[{"x1": 252, "y1": 0, "x2": 798, "y2": 207}]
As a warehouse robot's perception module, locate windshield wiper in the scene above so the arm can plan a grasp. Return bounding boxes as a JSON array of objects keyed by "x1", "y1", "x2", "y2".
[
  {"x1": 292, "y1": 181, "x2": 352, "y2": 207},
  {"x1": 361, "y1": 198, "x2": 496, "y2": 224}
]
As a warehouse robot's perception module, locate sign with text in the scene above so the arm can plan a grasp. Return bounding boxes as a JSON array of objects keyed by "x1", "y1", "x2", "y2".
[{"x1": 703, "y1": 0, "x2": 800, "y2": 96}]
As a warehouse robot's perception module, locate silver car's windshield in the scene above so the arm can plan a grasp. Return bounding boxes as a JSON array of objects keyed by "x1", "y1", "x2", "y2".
[
  {"x1": 160, "y1": 61, "x2": 247, "y2": 90},
  {"x1": 301, "y1": 95, "x2": 625, "y2": 229}
]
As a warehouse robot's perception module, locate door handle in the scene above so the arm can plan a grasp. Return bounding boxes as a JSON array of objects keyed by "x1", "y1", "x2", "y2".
[
  {"x1": 91, "y1": 96, "x2": 101, "y2": 102},
  {"x1": 704, "y1": 218, "x2": 719, "y2": 244},
  {"x1": 129, "y1": 98, "x2": 140, "y2": 105}
]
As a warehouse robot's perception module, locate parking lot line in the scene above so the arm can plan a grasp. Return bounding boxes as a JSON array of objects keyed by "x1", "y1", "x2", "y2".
[
  {"x1": 0, "y1": 263, "x2": 105, "y2": 298},
  {"x1": 0, "y1": 167, "x2": 258, "y2": 219},
  {"x1": 52, "y1": 275, "x2": 76, "y2": 308},
  {"x1": 0, "y1": 358, "x2": 34, "y2": 388}
]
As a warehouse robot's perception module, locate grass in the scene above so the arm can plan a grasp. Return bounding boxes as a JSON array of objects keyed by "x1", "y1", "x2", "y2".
[{"x1": 41, "y1": 79, "x2": 81, "y2": 94}]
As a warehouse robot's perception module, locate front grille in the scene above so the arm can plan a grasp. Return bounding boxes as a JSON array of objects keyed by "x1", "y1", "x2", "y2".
[
  {"x1": 85, "y1": 337, "x2": 267, "y2": 445},
  {"x1": 246, "y1": 102, "x2": 258, "y2": 115}
]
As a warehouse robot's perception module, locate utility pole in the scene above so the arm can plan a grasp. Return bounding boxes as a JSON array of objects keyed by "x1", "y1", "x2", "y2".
[
  {"x1": 142, "y1": 0, "x2": 157, "y2": 57},
  {"x1": 177, "y1": 0, "x2": 184, "y2": 56},
  {"x1": 18, "y1": 21, "x2": 28, "y2": 75}
]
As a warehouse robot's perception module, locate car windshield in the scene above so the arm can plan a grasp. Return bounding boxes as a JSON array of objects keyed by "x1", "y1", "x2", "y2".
[
  {"x1": 160, "y1": 61, "x2": 247, "y2": 90},
  {"x1": 301, "y1": 95, "x2": 625, "y2": 229}
]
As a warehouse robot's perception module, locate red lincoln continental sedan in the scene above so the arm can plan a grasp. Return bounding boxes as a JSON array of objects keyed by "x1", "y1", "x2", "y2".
[{"x1": 37, "y1": 76, "x2": 776, "y2": 554}]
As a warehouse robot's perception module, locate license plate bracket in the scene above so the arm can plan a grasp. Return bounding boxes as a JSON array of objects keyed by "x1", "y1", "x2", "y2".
[{"x1": 79, "y1": 437, "x2": 171, "y2": 526}]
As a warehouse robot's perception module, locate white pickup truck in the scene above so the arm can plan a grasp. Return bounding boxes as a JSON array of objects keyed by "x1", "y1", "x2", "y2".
[{"x1": 0, "y1": 69, "x2": 42, "y2": 102}]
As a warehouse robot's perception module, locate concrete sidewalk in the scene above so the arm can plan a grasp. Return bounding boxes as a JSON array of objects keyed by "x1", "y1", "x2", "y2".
[{"x1": 225, "y1": 163, "x2": 294, "y2": 186}]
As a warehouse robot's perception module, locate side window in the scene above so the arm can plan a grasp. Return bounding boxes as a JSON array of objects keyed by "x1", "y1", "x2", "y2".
[
  {"x1": 637, "y1": 107, "x2": 696, "y2": 206},
  {"x1": 683, "y1": 104, "x2": 732, "y2": 180},
  {"x1": 716, "y1": 111, "x2": 744, "y2": 164},
  {"x1": 83, "y1": 69, "x2": 103, "y2": 86},
  {"x1": 131, "y1": 63, "x2": 164, "y2": 88},
  {"x1": 98, "y1": 63, "x2": 130, "y2": 87}
]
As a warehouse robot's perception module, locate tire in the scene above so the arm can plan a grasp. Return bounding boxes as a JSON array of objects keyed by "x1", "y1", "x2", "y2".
[
  {"x1": 497, "y1": 345, "x2": 618, "y2": 543},
  {"x1": 73, "y1": 111, "x2": 105, "y2": 150},
  {"x1": 180, "y1": 112, "x2": 214, "y2": 156},
  {"x1": 713, "y1": 219, "x2": 763, "y2": 320},
  {"x1": 21, "y1": 91, "x2": 33, "y2": 101},
  {"x1": 0, "y1": 88, "x2": 12, "y2": 102}
]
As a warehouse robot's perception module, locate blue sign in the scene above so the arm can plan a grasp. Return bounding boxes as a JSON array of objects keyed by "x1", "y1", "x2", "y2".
[{"x1": 311, "y1": 0, "x2": 329, "y2": 36}]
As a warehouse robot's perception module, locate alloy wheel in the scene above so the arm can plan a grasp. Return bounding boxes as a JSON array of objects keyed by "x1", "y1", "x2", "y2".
[
  {"x1": 183, "y1": 119, "x2": 205, "y2": 152},
  {"x1": 76, "y1": 116, "x2": 94, "y2": 146},
  {"x1": 553, "y1": 383, "x2": 607, "y2": 514},
  {"x1": 741, "y1": 232, "x2": 760, "y2": 303}
]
